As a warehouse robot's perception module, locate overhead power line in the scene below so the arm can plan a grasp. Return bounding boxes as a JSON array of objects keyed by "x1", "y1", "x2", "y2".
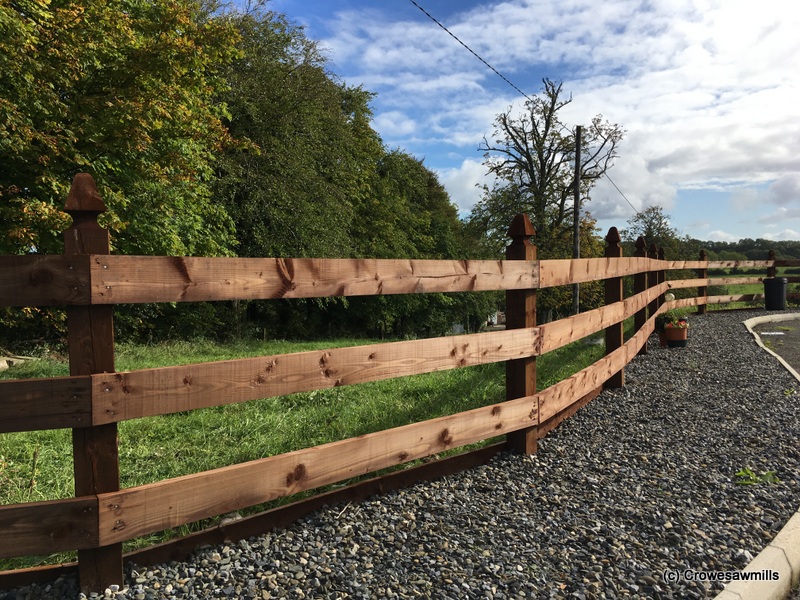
[
  {"x1": 408, "y1": 0, "x2": 531, "y2": 101},
  {"x1": 605, "y1": 173, "x2": 640, "y2": 216},
  {"x1": 408, "y1": 0, "x2": 639, "y2": 218}
]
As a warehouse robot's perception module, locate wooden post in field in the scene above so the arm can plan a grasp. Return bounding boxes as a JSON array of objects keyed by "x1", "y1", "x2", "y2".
[
  {"x1": 647, "y1": 243, "x2": 658, "y2": 319},
  {"x1": 768, "y1": 249, "x2": 777, "y2": 279},
  {"x1": 604, "y1": 228, "x2": 624, "y2": 388},
  {"x1": 64, "y1": 174, "x2": 122, "y2": 592},
  {"x1": 634, "y1": 237, "x2": 648, "y2": 355},
  {"x1": 697, "y1": 249, "x2": 708, "y2": 315},
  {"x1": 505, "y1": 214, "x2": 538, "y2": 455}
]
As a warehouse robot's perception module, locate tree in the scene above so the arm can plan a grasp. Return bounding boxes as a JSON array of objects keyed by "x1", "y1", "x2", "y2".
[
  {"x1": 620, "y1": 205, "x2": 700, "y2": 260},
  {"x1": 621, "y1": 206, "x2": 678, "y2": 248},
  {"x1": 214, "y1": 9, "x2": 386, "y2": 259},
  {"x1": 472, "y1": 79, "x2": 624, "y2": 256},
  {"x1": 212, "y1": 8, "x2": 489, "y2": 339},
  {"x1": 0, "y1": 0, "x2": 240, "y2": 256},
  {"x1": 1, "y1": 0, "x2": 244, "y2": 346}
]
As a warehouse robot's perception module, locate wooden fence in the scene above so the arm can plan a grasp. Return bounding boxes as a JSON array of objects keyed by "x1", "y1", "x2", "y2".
[{"x1": 1, "y1": 174, "x2": 797, "y2": 593}]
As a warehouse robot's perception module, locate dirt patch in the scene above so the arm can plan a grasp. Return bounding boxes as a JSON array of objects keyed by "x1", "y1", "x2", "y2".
[{"x1": 753, "y1": 318, "x2": 800, "y2": 373}]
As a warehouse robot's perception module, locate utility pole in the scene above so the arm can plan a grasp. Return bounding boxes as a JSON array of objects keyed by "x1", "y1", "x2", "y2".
[{"x1": 572, "y1": 124, "x2": 582, "y2": 316}]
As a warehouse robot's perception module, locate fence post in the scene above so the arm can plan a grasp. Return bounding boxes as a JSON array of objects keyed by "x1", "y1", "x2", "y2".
[
  {"x1": 63, "y1": 174, "x2": 122, "y2": 592},
  {"x1": 604, "y1": 227, "x2": 624, "y2": 388},
  {"x1": 634, "y1": 237, "x2": 648, "y2": 355},
  {"x1": 768, "y1": 249, "x2": 777, "y2": 279},
  {"x1": 647, "y1": 243, "x2": 659, "y2": 319},
  {"x1": 657, "y1": 247, "x2": 666, "y2": 307},
  {"x1": 505, "y1": 214, "x2": 538, "y2": 455},
  {"x1": 697, "y1": 249, "x2": 708, "y2": 314}
]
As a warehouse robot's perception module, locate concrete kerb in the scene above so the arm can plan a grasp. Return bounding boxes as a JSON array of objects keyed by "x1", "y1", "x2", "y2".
[
  {"x1": 744, "y1": 314, "x2": 800, "y2": 385},
  {"x1": 712, "y1": 314, "x2": 800, "y2": 600}
]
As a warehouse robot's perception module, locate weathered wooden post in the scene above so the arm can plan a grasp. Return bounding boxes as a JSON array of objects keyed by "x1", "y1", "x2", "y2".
[
  {"x1": 604, "y1": 228, "x2": 624, "y2": 388},
  {"x1": 647, "y1": 243, "x2": 659, "y2": 319},
  {"x1": 768, "y1": 249, "x2": 777, "y2": 279},
  {"x1": 657, "y1": 247, "x2": 666, "y2": 307},
  {"x1": 505, "y1": 214, "x2": 538, "y2": 455},
  {"x1": 64, "y1": 174, "x2": 123, "y2": 592},
  {"x1": 697, "y1": 249, "x2": 708, "y2": 315},
  {"x1": 633, "y1": 237, "x2": 648, "y2": 355}
]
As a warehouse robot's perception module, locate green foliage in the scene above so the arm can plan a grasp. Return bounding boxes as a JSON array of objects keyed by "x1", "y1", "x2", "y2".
[
  {"x1": 0, "y1": 0, "x2": 240, "y2": 257},
  {"x1": 1, "y1": 3, "x2": 489, "y2": 343},
  {"x1": 214, "y1": 9, "x2": 377, "y2": 259},
  {"x1": 734, "y1": 466, "x2": 780, "y2": 485}
]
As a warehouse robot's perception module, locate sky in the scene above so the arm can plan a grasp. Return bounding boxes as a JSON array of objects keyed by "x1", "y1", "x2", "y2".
[{"x1": 266, "y1": 0, "x2": 800, "y2": 244}]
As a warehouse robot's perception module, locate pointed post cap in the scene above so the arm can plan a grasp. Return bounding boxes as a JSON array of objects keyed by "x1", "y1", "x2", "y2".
[
  {"x1": 699, "y1": 249, "x2": 707, "y2": 261},
  {"x1": 658, "y1": 247, "x2": 665, "y2": 260},
  {"x1": 605, "y1": 226, "x2": 621, "y2": 245},
  {"x1": 64, "y1": 174, "x2": 106, "y2": 216},
  {"x1": 635, "y1": 236, "x2": 647, "y2": 251},
  {"x1": 507, "y1": 213, "x2": 535, "y2": 245}
]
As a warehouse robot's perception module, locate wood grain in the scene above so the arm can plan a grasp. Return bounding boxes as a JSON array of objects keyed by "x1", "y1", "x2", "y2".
[
  {"x1": 97, "y1": 397, "x2": 539, "y2": 544},
  {"x1": 538, "y1": 283, "x2": 664, "y2": 354},
  {"x1": 0, "y1": 376, "x2": 92, "y2": 433},
  {"x1": 63, "y1": 172, "x2": 123, "y2": 592},
  {"x1": 91, "y1": 328, "x2": 540, "y2": 424},
  {"x1": 706, "y1": 277, "x2": 764, "y2": 286},
  {"x1": 538, "y1": 313, "x2": 654, "y2": 422},
  {"x1": 505, "y1": 213, "x2": 538, "y2": 455},
  {"x1": 0, "y1": 498, "x2": 97, "y2": 557},
  {"x1": 604, "y1": 228, "x2": 625, "y2": 389},
  {"x1": 86, "y1": 256, "x2": 539, "y2": 303},
  {"x1": 705, "y1": 260, "x2": 773, "y2": 269},
  {"x1": 665, "y1": 260, "x2": 709, "y2": 270},
  {"x1": 707, "y1": 294, "x2": 763, "y2": 304},
  {"x1": 538, "y1": 257, "x2": 651, "y2": 288},
  {"x1": 665, "y1": 278, "x2": 709, "y2": 290},
  {"x1": 0, "y1": 255, "x2": 90, "y2": 307}
]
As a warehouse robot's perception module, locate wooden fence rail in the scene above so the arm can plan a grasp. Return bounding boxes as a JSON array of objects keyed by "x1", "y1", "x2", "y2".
[{"x1": 0, "y1": 175, "x2": 790, "y2": 593}]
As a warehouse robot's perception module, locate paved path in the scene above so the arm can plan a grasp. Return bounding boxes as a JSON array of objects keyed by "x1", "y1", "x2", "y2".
[{"x1": 753, "y1": 317, "x2": 800, "y2": 374}]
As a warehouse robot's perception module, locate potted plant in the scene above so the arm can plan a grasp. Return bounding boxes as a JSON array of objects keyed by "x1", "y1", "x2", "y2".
[
  {"x1": 655, "y1": 313, "x2": 670, "y2": 347},
  {"x1": 662, "y1": 309, "x2": 689, "y2": 347}
]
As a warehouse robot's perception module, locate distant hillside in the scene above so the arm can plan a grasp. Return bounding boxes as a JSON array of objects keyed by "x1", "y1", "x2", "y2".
[{"x1": 690, "y1": 238, "x2": 800, "y2": 261}]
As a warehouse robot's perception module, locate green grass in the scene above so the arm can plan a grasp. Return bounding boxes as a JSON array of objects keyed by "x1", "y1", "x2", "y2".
[{"x1": 1, "y1": 333, "x2": 604, "y2": 570}]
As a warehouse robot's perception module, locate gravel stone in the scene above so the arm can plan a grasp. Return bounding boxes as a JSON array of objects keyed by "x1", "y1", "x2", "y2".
[{"x1": 2, "y1": 310, "x2": 799, "y2": 599}]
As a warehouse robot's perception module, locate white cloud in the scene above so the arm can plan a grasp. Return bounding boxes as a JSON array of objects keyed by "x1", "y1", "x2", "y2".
[
  {"x1": 767, "y1": 175, "x2": 800, "y2": 206},
  {"x1": 437, "y1": 159, "x2": 490, "y2": 214},
  {"x1": 763, "y1": 229, "x2": 800, "y2": 241},
  {"x1": 372, "y1": 111, "x2": 417, "y2": 137},
  {"x1": 307, "y1": 0, "x2": 800, "y2": 239},
  {"x1": 706, "y1": 230, "x2": 740, "y2": 242},
  {"x1": 758, "y1": 207, "x2": 800, "y2": 226}
]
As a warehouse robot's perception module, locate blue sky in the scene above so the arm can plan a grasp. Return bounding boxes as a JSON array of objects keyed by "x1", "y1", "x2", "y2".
[{"x1": 265, "y1": 0, "x2": 800, "y2": 243}]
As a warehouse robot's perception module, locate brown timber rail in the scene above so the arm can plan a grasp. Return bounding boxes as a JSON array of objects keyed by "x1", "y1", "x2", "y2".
[{"x1": 0, "y1": 175, "x2": 793, "y2": 593}]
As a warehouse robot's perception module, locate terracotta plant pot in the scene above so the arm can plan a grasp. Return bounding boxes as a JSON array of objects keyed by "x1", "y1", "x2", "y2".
[{"x1": 665, "y1": 327, "x2": 688, "y2": 347}]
